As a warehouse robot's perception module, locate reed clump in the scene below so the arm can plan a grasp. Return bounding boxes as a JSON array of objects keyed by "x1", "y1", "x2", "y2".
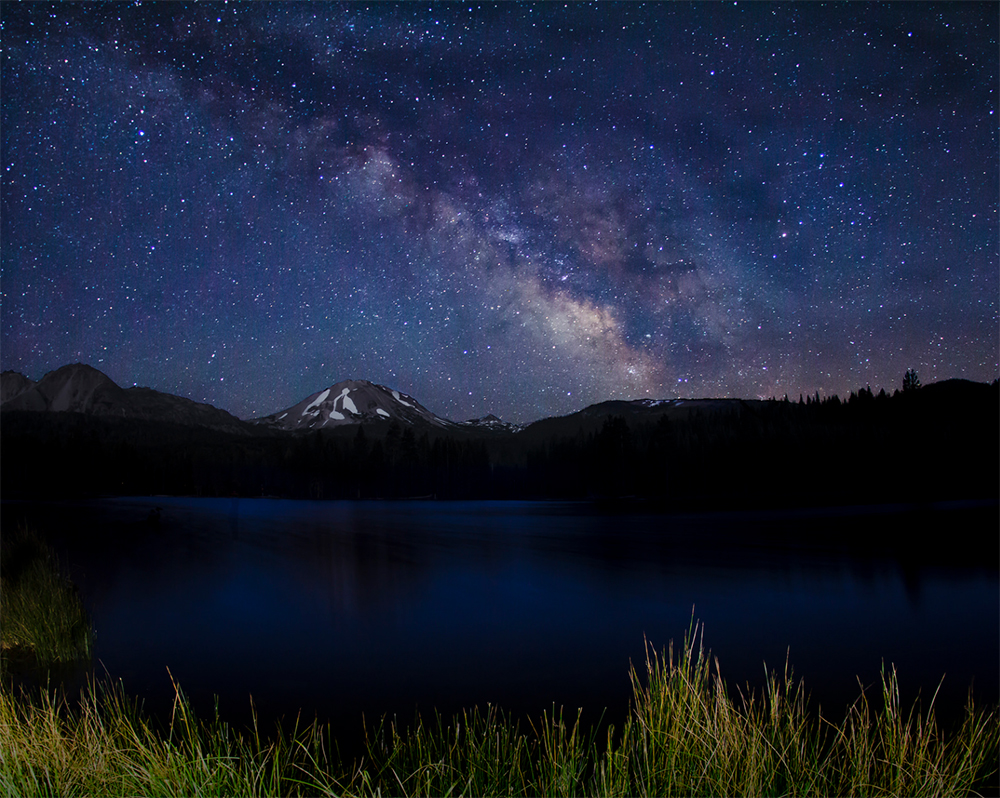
[
  {"x1": 595, "y1": 624, "x2": 999, "y2": 797},
  {"x1": 1, "y1": 526, "x2": 92, "y2": 670},
  {"x1": 1, "y1": 621, "x2": 996, "y2": 797}
]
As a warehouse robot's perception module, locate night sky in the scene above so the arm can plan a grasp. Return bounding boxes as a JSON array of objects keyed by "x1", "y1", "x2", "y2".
[{"x1": 2, "y1": 3, "x2": 997, "y2": 424}]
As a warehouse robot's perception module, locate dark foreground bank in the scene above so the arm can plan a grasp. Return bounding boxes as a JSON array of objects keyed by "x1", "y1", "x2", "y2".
[{"x1": 3, "y1": 624, "x2": 999, "y2": 798}]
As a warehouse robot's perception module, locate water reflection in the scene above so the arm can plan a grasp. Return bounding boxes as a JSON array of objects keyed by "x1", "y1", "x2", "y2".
[{"x1": 4, "y1": 498, "x2": 997, "y2": 745}]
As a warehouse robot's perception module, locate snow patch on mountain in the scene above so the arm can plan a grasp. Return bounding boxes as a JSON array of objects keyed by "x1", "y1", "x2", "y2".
[
  {"x1": 340, "y1": 389, "x2": 358, "y2": 414},
  {"x1": 391, "y1": 389, "x2": 413, "y2": 408},
  {"x1": 635, "y1": 398, "x2": 681, "y2": 408},
  {"x1": 457, "y1": 413, "x2": 524, "y2": 433},
  {"x1": 303, "y1": 389, "x2": 331, "y2": 416}
]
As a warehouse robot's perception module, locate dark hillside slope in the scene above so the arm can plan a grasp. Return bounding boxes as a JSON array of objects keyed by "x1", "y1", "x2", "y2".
[
  {"x1": 505, "y1": 381, "x2": 999, "y2": 506},
  {"x1": 1, "y1": 380, "x2": 996, "y2": 506},
  {"x1": 1, "y1": 364, "x2": 248, "y2": 433}
]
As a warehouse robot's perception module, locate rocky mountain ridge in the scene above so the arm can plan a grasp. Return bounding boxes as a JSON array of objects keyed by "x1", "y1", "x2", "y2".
[
  {"x1": 1, "y1": 364, "x2": 247, "y2": 433},
  {"x1": 6, "y1": 363, "x2": 992, "y2": 441},
  {"x1": 1, "y1": 365, "x2": 531, "y2": 434}
]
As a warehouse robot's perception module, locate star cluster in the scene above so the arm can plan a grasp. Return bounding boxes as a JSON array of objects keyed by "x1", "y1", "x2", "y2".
[{"x1": 2, "y1": 2, "x2": 996, "y2": 423}]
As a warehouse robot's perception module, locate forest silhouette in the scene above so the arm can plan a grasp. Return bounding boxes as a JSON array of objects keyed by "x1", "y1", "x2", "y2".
[{"x1": 3, "y1": 374, "x2": 996, "y2": 512}]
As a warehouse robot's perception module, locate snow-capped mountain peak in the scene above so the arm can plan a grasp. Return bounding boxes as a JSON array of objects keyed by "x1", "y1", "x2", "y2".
[{"x1": 253, "y1": 379, "x2": 456, "y2": 431}]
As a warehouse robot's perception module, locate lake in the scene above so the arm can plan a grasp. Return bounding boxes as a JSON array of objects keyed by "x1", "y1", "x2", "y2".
[{"x1": 5, "y1": 497, "x2": 998, "y2": 755}]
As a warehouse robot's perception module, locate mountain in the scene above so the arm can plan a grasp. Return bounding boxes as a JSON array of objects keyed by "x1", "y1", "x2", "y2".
[
  {"x1": 1, "y1": 365, "x2": 523, "y2": 435},
  {"x1": 455, "y1": 413, "x2": 524, "y2": 434},
  {"x1": 7, "y1": 362, "x2": 995, "y2": 443},
  {"x1": 255, "y1": 381, "x2": 756, "y2": 437},
  {"x1": 2, "y1": 363, "x2": 125, "y2": 413},
  {"x1": 3, "y1": 364, "x2": 995, "y2": 504},
  {"x1": 253, "y1": 379, "x2": 529, "y2": 433},
  {"x1": 1, "y1": 370, "x2": 35, "y2": 404},
  {"x1": 252, "y1": 379, "x2": 459, "y2": 431},
  {"x1": 518, "y1": 396, "x2": 763, "y2": 440},
  {"x1": 0, "y1": 364, "x2": 248, "y2": 433}
]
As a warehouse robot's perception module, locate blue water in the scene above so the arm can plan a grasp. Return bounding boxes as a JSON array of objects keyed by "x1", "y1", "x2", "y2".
[{"x1": 8, "y1": 497, "x2": 998, "y2": 746}]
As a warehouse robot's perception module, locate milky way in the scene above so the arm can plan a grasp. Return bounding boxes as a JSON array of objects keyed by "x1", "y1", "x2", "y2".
[{"x1": 2, "y1": 2, "x2": 996, "y2": 423}]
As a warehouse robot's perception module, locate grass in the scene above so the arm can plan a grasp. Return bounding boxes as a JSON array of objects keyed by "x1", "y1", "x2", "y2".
[
  {"x1": 1, "y1": 526, "x2": 92, "y2": 671},
  {"x1": 0, "y1": 620, "x2": 997, "y2": 797},
  {"x1": 1, "y1": 526, "x2": 996, "y2": 795},
  {"x1": 596, "y1": 628, "x2": 999, "y2": 797}
]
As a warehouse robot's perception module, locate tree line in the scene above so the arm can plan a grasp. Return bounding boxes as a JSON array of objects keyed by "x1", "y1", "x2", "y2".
[{"x1": 2, "y1": 376, "x2": 996, "y2": 508}]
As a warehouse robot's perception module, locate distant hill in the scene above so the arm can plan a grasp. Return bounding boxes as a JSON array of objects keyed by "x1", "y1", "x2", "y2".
[
  {"x1": 1, "y1": 364, "x2": 247, "y2": 433},
  {"x1": 2, "y1": 363, "x2": 996, "y2": 506},
  {"x1": 3, "y1": 362, "x2": 997, "y2": 441},
  {"x1": 2, "y1": 364, "x2": 525, "y2": 434},
  {"x1": 518, "y1": 397, "x2": 765, "y2": 442},
  {"x1": 0, "y1": 370, "x2": 34, "y2": 404},
  {"x1": 0, "y1": 363, "x2": 789, "y2": 436}
]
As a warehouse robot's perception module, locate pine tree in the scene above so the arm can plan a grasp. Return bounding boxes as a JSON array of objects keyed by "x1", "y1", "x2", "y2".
[{"x1": 902, "y1": 369, "x2": 921, "y2": 392}]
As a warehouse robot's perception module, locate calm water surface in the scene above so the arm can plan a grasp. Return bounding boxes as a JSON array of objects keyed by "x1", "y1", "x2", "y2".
[{"x1": 6, "y1": 498, "x2": 998, "y2": 747}]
